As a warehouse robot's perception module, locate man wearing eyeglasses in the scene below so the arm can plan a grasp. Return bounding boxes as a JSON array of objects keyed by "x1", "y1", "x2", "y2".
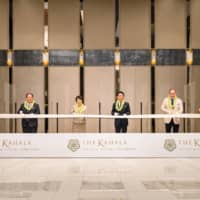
[{"x1": 161, "y1": 88, "x2": 183, "y2": 133}]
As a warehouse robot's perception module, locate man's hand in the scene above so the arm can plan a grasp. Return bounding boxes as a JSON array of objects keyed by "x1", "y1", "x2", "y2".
[{"x1": 167, "y1": 110, "x2": 173, "y2": 114}]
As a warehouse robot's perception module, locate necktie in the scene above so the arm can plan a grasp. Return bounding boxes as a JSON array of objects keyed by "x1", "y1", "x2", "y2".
[{"x1": 171, "y1": 98, "x2": 174, "y2": 109}]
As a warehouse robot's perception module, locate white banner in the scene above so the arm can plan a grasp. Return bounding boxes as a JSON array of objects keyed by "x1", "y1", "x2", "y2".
[{"x1": 0, "y1": 134, "x2": 200, "y2": 158}]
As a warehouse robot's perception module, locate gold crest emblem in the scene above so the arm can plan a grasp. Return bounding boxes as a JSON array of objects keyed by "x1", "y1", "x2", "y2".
[
  {"x1": 67, "y1": 139, "x2": 80, "y2": 152},
  {"x1": 164, "y1": 139, "x2": 177, "y2": 152}
]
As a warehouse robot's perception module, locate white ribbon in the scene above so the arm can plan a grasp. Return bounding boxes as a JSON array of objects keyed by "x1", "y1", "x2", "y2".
[{"x1": 0, "y1": 113, "x2": 200, "y2": 119}]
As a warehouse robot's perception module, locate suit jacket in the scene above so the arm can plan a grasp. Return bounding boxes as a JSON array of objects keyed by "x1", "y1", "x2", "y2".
[
  {"x1": 17, "y1": 103, "x2": 40, "y2": 128},
  {"x1": 161, "y1": 97, "x2": 183, "y2": 124},
  {"x1": 111, "y1": 101, "x2": 131, "y2": 127}
]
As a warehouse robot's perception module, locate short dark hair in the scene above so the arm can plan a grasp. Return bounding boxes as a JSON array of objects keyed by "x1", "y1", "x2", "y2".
[
  {"x1": 25, "y1": 92, "x2": 34, "y2": 98},
  {"x1": 116, "y1": 91, "x2": 125, "y2": 96},
  {"x1": 75, "y1": 95, "x2": 83, "y2": 102}
]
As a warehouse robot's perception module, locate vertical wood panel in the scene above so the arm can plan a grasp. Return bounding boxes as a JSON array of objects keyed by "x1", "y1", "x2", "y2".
[
  {"x1": 48, "y1": 0, "x2": 80, "y2": 49},
  {"x1": 13, "y1": 0, "x2": 44, "y2": 49},
  {"x1": 84, "y1": 0, "x2": 115, "y2": 49}
]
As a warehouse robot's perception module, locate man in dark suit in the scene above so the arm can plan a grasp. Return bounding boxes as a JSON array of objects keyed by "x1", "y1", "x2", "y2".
[
  {"x1": 111, "y1": 91, "x2": 131, "y2": 133},
  {"x1": 17, "y1": 93, "x2": 40, "y2": 133}
]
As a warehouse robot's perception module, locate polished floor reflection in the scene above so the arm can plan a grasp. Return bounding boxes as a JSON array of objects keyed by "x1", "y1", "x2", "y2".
[{"x1": 0, "y1": 158, "x2": 200, "y2": 200}]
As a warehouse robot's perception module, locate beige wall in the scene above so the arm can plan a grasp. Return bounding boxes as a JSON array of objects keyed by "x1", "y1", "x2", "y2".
[
  {"x1": 190, "y1": 0, "x2": 200, "y2": 48},
  {"x1": 48, "y1": 0, "x2": 80, "y2": 49},
  {"x1": 120, "y1": 67, "x2": 151, "y2": 132},
  {"x1": 84, "y1": 0, "x2": 115, "y2": 132},
  {"x1": 48, "y1": 67, "x2": 80, "y2": 133},
  {"x1": 155, "y1": 0, "x2": 186, "y2": 48},
  {"x1": 0, "y1": 0, "x2": 9, "y2": 49},
  {"x1": 84, "y1": 0, "x2": 115, "y2": 49},
  {"x1": 13, "y1": 0, "x2": 44, "y2": 49},
  {"x1": 189, "y1": 67, "x2": 200, "y2": 132},
  {"x1": 190, "y1": 1, "x2": 200, "y2": 132},
  {"x1": 0, "y1": 1, "x2": 8, "y2": 139},
  {"x1": 84, "y1": 67, "x2": 115, "y2": 133},
  {"x1": 119, "y1": 0, "x2": 151, "y2": 132},
  {"x1": 119, "y1": 0, "x2": 151, "y2": 49},
  {"x1": 48, "y1": 0, "x2": 80, "y2": 133},
  {"x1": 155, "y1": 0, "x2": 187, "y2": 132},
  {"x1": 155, "y1": 66, "x2": 187, "y2": 132},
  {"x1": 0, "y1": 67, "x2": 9, "y2": 133},
  {"x1": 13, "y1": 67, "x2": 44, "y2": 133},
  {"x1": 2, "y1": 0, "x2": 200, "y2": 134}
]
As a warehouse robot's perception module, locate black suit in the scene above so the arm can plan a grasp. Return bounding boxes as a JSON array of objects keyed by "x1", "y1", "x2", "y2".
[
  {"x1": 111, "y1": 101, "x2": 131, "y2": 133},
  {"x1": 17, "y1": 103, "x2": 40, "y2": 133}
]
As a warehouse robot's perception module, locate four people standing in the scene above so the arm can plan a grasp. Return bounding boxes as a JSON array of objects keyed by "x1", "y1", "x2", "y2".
[{"x1": 18, "y1": 88, "x2": 199, "y2": 133}]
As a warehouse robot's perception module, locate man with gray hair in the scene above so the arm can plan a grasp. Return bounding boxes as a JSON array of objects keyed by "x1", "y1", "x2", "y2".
[{"x1": 161, "y1": 88, "x2": 183, "y2": 133}]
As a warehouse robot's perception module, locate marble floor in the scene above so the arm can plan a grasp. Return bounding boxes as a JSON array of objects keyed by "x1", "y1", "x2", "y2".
[{"x1": 0, "y1": 158, "x2": 200, "y2": 200}]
